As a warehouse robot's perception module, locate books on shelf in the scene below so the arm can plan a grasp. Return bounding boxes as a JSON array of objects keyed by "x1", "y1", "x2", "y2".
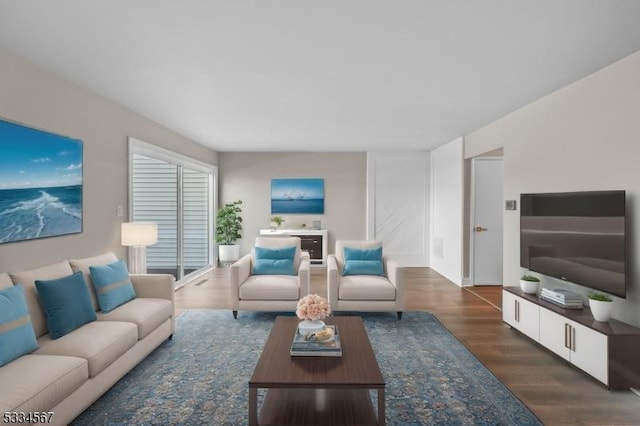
[
  {"x1": 290, "y1": 325, "x2": 342, "y2": 357},
  {"x1": 540, "y1": 288, "x2": 582, "y2": 302},
  {"x1": 540, "y1": 288, "x2": 583, "y2": 309}
]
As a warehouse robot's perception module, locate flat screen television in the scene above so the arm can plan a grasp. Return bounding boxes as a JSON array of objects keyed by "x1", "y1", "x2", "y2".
[{"x1": 520, "y1": 190, "x2": 626, "y2": 298}]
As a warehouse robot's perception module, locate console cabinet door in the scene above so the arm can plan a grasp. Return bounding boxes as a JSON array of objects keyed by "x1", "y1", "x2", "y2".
[
  {"x1": 539, "y1": 308, "x2": 571, "y2": 361},
  {"x1": 570, "y1": 321, "x2": 608, "y2": 385},
  {"x1": 502, "y1": 290, "x2": 518, "y2": 329},
  {"x1": 502, "y1": 291, "x2": 539, "y2": 341},
  {"x1": 518, "y1": 297, "x2": 540, "y2": 341}
]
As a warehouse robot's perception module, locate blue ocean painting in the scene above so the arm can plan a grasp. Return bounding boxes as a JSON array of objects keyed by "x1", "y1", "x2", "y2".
[
  {"x1": 0, "y1": 119, "x2": 83, "y2": 244},
  {"x1": 271, "y1": 178, "x2": 324, "y2": 214}
]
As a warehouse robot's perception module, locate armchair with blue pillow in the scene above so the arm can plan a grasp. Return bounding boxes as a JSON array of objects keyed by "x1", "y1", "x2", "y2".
[
  {"x1": 327, "y1": 240, "x2": 405, "y2": 319},
  {"x1": 229, "y1": 236, "x2": 311, "y2": 318}
]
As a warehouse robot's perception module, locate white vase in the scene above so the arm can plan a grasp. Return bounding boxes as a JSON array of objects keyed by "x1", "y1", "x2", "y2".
[
  {"x1": 219, "y1": 244, "x2": 240, "y2": 262},
  {"x1": 298, "y1": 319, "x2": 326, "y2": 335},
  {"x1": 519, "y1": 279, "x2": 539, "y2": 294},
  {"x1": 590, "y1": 299, "x2": 613, "y2": 322}
]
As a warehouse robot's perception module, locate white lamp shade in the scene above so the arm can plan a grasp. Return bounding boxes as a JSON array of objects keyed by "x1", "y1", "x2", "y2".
[{"x1": 121, "y1": 222, "x2": 158, "y2": 247}]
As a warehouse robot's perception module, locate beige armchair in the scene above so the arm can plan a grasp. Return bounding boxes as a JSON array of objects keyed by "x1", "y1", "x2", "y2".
[
  {"x1": 327, "y1": 240, "x2": 405, "y2": 319},
  {"x1": 230, "y1": 237, "x2": 310, "y2": 318}
]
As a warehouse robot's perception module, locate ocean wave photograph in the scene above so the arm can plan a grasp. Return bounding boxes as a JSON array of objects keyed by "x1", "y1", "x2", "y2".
[{"x1": 0, "y1": 119, "x2": 83, "y2": 244}]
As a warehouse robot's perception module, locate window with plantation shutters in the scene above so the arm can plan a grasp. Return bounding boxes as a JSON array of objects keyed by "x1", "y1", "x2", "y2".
[{"x1": 129, "y1": 138, "x2": 216, "y2": 283}]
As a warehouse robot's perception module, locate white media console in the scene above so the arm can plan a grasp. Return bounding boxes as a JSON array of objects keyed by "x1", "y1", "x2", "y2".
[
  {"x1": 259, "y1": 229, "x2": 328, "y2": 267},
  {"x1": 502, "y1": 286, "x2": 640, "y2": 390}
]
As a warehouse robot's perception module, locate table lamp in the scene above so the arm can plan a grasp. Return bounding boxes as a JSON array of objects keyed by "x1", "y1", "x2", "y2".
[{"x1": 121, "y1": 222, "x2": 158, "y2": 274}]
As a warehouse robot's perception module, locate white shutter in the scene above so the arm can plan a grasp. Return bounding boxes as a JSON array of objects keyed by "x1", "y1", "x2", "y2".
[
  {"x1": 183, "y1": 169, "x2": 210, "y2": 270},
  {"x1": 132, "y1": 154, "x2": 178, "y2": 270}
]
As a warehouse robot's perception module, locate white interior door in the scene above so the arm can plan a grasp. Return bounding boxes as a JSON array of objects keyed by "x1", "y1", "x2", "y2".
[{"x1": 471, "y1": 158, "x2": 503, "y2": 285}]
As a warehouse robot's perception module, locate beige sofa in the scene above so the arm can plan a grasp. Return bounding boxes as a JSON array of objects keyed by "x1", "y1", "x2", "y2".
[{"x1": 0, "y1": 252, "x2": 175, "y2": 426}]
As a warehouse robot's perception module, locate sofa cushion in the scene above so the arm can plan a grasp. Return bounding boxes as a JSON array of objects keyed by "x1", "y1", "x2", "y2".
[
  {"x1": 239, "y1": 275, "x2": 299, "y2": 300},
  {"x1": 97, "y1": 298, "x2": 172, "y2": 339},
  {"x1": 90, "y1": 260, "x2": 136, "y2": 313},
  {"x1": 0, "y1": 285, "x2": 39, "y2": 367},
  {"x1": 335, "y1": 240, "x2": 383, "y2": 266},
  {"x1": 69, "y1": 252, "x2": 118, "y2": 311},
  {"x1": 9, "y1": 261, "x2": 74, "y2": 337},
  {"x1": 0, "y1": 354, "x2": 87, "y2": 413},
  {"x1": 342, "y1": 246, "x2": 384, "y2": 276},
  {"x1": 35, "y1": 271, "x2": 97, "y2": 339},
  {"x1": 254, "y1": 237, "x2": 301, "y2": 270},
  {"x1": 338, "y1": 275, "x2": 396, "y2": 301},
  {"x1": 253, "y1": 246, "x2": 296, "y2": 275},
  {"x1": 35, "y1": 320, "x2": 137, "y2": 377},
  {"x1": 342, "y1": 260, "x2": 385, "y2": 276},
  {"x1": 0, "y1": 272, "x2": 12, "y2": 290}
]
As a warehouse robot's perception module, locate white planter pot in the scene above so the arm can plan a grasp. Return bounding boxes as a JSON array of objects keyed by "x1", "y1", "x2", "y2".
[
  {"x1": 219, "y1": 244, "x2": 240, "y2": 263},
  {"x1": 589, "y1": 299, "x2": 613, "y2": 322},
  {"x1": 519, "y1": 279, "x2": 539, "y2": 294}
]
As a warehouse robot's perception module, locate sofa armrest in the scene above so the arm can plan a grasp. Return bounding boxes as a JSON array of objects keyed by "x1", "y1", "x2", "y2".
[
  {"x1": 130, "y1": 273, "x2": 175, "y2": 334},
  {"x1": 298, "y1": 255, "x2": 311, "y2": 297},
  {"x1": 130, "y1": 274, "x2": 175, "y2": 302},
  {"x1": 229, "y1": 254, "x2": 252, "y2": 310},
  {"x1": 385, "y1": 258, "x2": 405, "y2": 310},
  {"x1": 327, "y1": 255, "x2": 340, "y2": 308}
]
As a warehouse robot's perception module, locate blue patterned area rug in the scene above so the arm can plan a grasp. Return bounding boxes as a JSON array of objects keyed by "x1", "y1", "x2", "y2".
[{"x1": 72, "y1": 310, "x2": 541, "y2": 425}]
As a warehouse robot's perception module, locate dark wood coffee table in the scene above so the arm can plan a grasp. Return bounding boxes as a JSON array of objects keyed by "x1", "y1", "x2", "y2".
[{"x1": 249, "y1": 316, "x2": 385, "y2": 425}]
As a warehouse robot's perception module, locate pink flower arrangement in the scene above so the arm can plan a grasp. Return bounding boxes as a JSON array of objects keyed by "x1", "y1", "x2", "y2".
[{"x1": 296, "y1": 293, "x2": 332, "y2": 321}]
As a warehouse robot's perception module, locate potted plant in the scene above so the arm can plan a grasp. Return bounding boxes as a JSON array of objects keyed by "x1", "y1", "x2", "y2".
[
  {"x1": 270, "y1": 216, "x2": 284, "y2": 230},
  {"x1": 589, "y1": 292, "x2": 613, "y2": 322},
  {"x1": 519, "y1": 274, "x2": 540, "y2": 294},
  {"x1": 216, "y1": 200, "x2": 242, "y2": 263}
]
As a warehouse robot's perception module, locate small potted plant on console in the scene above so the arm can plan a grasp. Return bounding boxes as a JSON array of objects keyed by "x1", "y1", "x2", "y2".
[
  {"x1": 519, "y1": 274, "x2": 540, "y2": 294},
  {"x1": 588, "y1": 292, "x2": 613, "y2": 322},
  {"x1": 270, "y1": 216, "x2": 284, "y2": 230}
]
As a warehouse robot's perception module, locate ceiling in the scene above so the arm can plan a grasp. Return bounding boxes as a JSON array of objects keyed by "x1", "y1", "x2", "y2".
[{"x1": 1, "y1": 1, "x2": 640, "y2": 153}]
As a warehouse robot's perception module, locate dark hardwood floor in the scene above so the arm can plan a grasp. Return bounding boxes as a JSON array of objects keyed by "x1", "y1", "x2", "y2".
[{"x1": 175, "y1": 267, "x2": 640, "y2": 425}]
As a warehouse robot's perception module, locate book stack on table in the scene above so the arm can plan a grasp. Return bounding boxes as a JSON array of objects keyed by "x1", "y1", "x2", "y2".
[
  {"x1": 290, "y1": 325, "x2": 342, "y2": 357},
  {"x1": 540, "y1": 288, "x2": 584, "y2": 309}
]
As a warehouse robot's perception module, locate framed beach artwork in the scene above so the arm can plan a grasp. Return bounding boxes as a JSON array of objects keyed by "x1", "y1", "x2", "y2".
[
  {"x1": 271, "y1": 178, "x2": 324, "y2": 214},
  {"x1": 0, "y1": 118, "x2": 83, "y2": 244}
]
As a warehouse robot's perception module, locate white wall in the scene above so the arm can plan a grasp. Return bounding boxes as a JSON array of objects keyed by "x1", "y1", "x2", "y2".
[
  {"x1": 366, "y1": 151, "x2": 430, "y2": 266},
  {"x1": 219, "y1": 152, "x2": 366, "y2": 257},
  {"x1": 0, "y1": 48, "x2": 218, "y2": 272},
  {"x1": 430, "y1": 138, "x2": 464, "y2": 285},
  {"x1": 465, "y1": 50, "x2": 640, "y2": 326}
]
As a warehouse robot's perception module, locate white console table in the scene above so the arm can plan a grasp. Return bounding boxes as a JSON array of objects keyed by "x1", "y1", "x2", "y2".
[
  {"x1": 503, "y1": 286, "x2": 640, "y2": 389},
  {"x1": 259, "y1": 229, "x2": 328, "y2": 267}
]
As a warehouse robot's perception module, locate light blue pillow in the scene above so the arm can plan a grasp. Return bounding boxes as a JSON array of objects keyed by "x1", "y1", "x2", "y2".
[
  {"x1": 0, "y1": 285, "x2": 39, "y2": 367},
  {"x1": 89, "y1": 260, "x2": 136, "y2": 313},
  {"x1": 342, "y1": 246, "x2": 385, "y2": 276},
  {"x1": 35, "y1": 272, "x2": 97, "y2": 339},
  {"x1": 253, "y1": 246, "x2": 296, "y2": 275}
]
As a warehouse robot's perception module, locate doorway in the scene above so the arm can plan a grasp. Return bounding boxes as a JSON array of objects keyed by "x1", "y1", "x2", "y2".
[{"x1": 470, "y1": 157, "x2": 503, "y2": 286}]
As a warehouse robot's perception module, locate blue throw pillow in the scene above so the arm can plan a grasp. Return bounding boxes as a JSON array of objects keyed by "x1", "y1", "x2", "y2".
[
  {"x1": 0, "y1": 285, "x2": 39, "y2": 367},
  {"x1": 35, "y1": 272, "x2": 97, "y2": 339},
  {"x1": 342, "y1": 246, "x2": 385, "y2": 276},
  {"x1": 89, "y1": 260, "x2": 136, "y2": 313},
  {"x1": 253, "y1": 246, "x2": 296, "y2": 275}
]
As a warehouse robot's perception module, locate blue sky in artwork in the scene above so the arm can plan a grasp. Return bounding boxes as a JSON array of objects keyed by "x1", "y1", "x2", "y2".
[
  {"x1": 0, "y1": 120, "x2": 82, "y2": 190},
  {"x1": 271, "y1": 178, "x2": 324, "y2": 199}
]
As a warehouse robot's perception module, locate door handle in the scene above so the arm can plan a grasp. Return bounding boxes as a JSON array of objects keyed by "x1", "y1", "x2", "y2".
[
  {"x1": 475, "y1": 226, "x2": 488, "y2": 232},
  {"x1": 564, "y1": 323, "x2": 570, "y2": 349}
]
